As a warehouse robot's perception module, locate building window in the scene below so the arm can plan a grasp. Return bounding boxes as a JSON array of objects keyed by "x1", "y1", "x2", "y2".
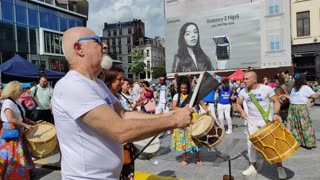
[
  {"x1": 28, "y1": 8, "x2": 38, "y2": 27},
  {"x1": 29, "y1": 27, "x2": 38, "y2": 54},
  {"x1": 40, "y1": 7, "x2": 49, "y2": 28},
  {"x1": 128, "y1": 56, "x2": 132, "y2": 63},
  {"x1": 59, "y1": 12, "x2": 68, "y2": 32},
  {"x1": 113, "y1": 29, "x2": 117, "y2": 36},
  {"x1": 128, "y1": 28, "x2": 132, "y2": 34},
  {"x1": 48, "y1": 9, "x2": 59, "y2": 31},
  {"x1": 118, "y1": 38, "x2": 121, "y2": 45},
  {"x1": 119, "y1": 29, "x2": 122, "y2": 35},
  {"x1": 146, "y1": 50, "x2": 150, "y2": 57},
  {"x1": 119, "y1": 57, "x2": 122, "y2": 61},
  {"x1": 113, "y1": 47, "x2": 116, "y2": 54},
  {"x1": 106, "y1": 39, "x2": 109, "y2": 45},
  {"x1": 69, "y1": 15, "x2": 76, "y2": 28},
  {"x1": 108, "y1": 30, "x2": 111, "y2": 36},
  {"x1": 268, "y1": 32, "x2": 281, "y2": 51},
  {"x1": 17, "y1": 25, "x2": 28, "y2": 53},
  {"x1": 16, "y1": 4, "x2": 27, "y2": 25},
  {"x1": 267, "y1": 0, "x2": 280, "y2": 15},
  {"x1": 297, "y1": 11, "x2": 310, "y2": 37},
  {"x1": 1, "y1": 1, "x2": 14, "y2": 22},
  {"x1": 147, "y1": 61, "x2": 150, "y2": 69},
  {"x1": 112, "y1": 38, "x2": 116, "y2": 45},
  {"x1": 128, "y1": 46, "x2": 131, "y2": 53},
  {"x1": 127, "y1": 37, "x2": 131, "y2": 44},
  {"x1": 118, "y1": 47, "x2": 122, "y2": 54}
]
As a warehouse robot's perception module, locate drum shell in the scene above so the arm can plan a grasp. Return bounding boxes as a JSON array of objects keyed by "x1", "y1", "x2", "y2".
[
  {"x1": 249, "y1": 120, "x2": 299, "y2": 164},
  {"x1": 191, "y1": 114, "x2": 224, "y2": 148},
  {"x1": 25, "y1": 122, "x2": 57, "y2": 159}
]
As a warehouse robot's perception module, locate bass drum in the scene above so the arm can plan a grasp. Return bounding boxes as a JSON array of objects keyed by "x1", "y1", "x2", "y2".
[{"x1": 133, "y1": 135, "x2": 160, "y2": 160}]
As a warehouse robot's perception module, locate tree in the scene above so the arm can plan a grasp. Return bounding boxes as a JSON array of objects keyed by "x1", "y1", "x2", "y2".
[
  {"x1": 128, "y1": 49, "x2": 145, "y2": 78},
  {"x1": 152, "y1": 65, "x2": 166, "y2": 79}
]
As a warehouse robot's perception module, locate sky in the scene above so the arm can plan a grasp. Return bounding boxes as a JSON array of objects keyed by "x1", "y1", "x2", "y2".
[{"x1": 87, "y1": 0, "x2": 165, "y2": 38}]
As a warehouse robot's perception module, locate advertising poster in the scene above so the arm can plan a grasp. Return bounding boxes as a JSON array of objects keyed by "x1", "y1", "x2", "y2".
[
  {"x1": 165, "y1": 0, "x2": 291, "y2": 74},
  {"x1": 166, "y1": 3, "x2": 260, "y2": 73}
]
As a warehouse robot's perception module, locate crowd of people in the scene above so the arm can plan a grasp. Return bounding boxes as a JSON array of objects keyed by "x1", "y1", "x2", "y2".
[{"x1": 0, "y1": 26, "x2": 320, "y2": 180}]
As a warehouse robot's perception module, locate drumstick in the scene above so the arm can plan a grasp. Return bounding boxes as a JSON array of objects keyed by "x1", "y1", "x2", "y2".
[{"x1": 245, "y1": 118, "x2": 253, "y2": 126}]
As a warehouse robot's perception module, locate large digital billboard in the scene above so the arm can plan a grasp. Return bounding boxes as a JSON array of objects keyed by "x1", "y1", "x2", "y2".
[{"x1": 164, "y1": 0, "x2": 291, "y2": 74}]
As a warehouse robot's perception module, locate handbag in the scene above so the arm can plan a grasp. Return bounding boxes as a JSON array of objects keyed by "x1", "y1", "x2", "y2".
[
  {"x1": 1, "y1": 129, "x2": 19, "y2": 140},
  {"x1": 144, "y1": 98, "x2": 156, "y2": 113}
]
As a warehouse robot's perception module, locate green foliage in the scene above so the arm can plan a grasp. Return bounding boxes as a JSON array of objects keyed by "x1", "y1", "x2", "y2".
[
  {"x1": 128, "y1": 49, "x2": 146, "y2": 75},
  {"x1": 152, "y1": 65, "x2": 166, "y2": 79}
]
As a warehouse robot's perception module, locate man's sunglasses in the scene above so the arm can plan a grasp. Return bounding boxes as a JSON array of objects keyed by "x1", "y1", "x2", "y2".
[{"x1": 78, "y1": 35, "x2": 102, "y2": 46}]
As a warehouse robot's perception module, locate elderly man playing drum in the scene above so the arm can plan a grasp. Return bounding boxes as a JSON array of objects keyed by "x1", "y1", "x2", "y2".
[
  {"x1": 236, "y1": 71, "x2": 287, "y2": 179},
  {"x1": 52, "y1": 27, "x2": 193, "y2": 180}
]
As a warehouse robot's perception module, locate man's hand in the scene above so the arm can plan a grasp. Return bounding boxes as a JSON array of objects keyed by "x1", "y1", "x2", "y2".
[
  {"x1": 273, "y1": 114, "x2": 282, "y2": 123},
  {"x1": 240, "y1": 110, "x2": 248, "y2": 120},
  {"x1": 172, "y1": 105, "x2": 193, "y2": 128}
]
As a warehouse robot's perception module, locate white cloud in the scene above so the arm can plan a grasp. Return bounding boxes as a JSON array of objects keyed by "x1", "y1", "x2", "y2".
[{"x1": 87, "y1": 0, "x2": 164, "y2": 38}]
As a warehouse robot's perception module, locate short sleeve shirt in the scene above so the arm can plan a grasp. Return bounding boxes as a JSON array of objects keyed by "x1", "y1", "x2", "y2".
[
  {"x1": 52, "y1": 71, "x2": 121, "y2": 180},
  {"x1": 1, "y1": 99, "x2": 24, "y2": 122},
  {"x1": 290, "y1": 85, "x2": 315, "y2": 104},
  {"x1": 238, "y1": 85, "x2": 275, "y2": 121}
]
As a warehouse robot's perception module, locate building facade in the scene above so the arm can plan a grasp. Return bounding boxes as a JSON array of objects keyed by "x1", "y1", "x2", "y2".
[
  {"x1": 134, "y1": 37, "x2": 165, "y2": 81},
  {"x1": 291, "y1": 0, "x2": 320, "y2": 81},
  {"x1": 0, "y1": 0, "x2": 88, "y2": 72},
  {"x1": 102, "y1": 19, "x2": 145, "y2": 77}
]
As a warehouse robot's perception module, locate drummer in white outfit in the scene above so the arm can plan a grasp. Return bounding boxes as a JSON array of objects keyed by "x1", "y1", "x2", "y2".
[{"x1": 236, "y1": 71, "x2": 287, "y2": 179}]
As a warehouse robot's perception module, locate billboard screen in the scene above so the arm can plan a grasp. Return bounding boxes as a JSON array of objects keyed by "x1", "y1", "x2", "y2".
[{"x1": 165, "y1": 0, "x2": 291, "y2": 74}]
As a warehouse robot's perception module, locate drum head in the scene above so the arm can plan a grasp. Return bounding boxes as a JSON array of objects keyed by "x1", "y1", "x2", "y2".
[
  {"x1": 133, "y1": 136, "x2": 160, "y2": 154},
  {"x1": 191, "y1": 115, "x2": 213, "y2": 137},
  {"x1": 26, "y1": 122, "x2": 56, "y2": 143}
]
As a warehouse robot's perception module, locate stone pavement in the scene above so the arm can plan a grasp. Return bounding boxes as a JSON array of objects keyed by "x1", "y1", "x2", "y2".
[{"x1": 33, "y1": 106, "x2": 320, "y2": 180}]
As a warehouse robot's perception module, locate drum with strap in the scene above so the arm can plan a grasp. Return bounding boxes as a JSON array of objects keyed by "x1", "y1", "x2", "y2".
[
  {"x1": 249, "y1": 120, "x2": 299, "y2": 164},
  {"x1": 190, "y1": 114, "x2": 224, "y2": 148},
  {"x1": 25, "y1": 122, "x2": 58, "y2": 159}
]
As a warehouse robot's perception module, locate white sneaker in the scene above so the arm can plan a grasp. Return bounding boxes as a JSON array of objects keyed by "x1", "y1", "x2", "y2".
[
  {"x1": 277, "y1": 167, "x2": 287, "y2": 179},
  {"x1": 242, "y1": 165, "x2": 257, "y2": 176},
  {"x1": 225, "y1": 130, "x2": 232, "y2": 134}
]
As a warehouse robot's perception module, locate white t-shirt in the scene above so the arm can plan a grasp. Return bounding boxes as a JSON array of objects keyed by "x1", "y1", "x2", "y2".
[
  {"x1": 1, "y1": 99, "x2": 24, "y2": 122},
  {"x1": 159, "y1": 85, "x2": 166, "y2": 104},
  {"x1": 31, "y1": 84, "x2": 53, "y2": 110},
  {"x1": 289, "y1": 85, "x2": 315, "y2": 104},
  {"x1": 238, "y1": 85, "x2": 275, "y2": 121},
  {"x1": 52, "y1": 71, "x2": 122, "y2": 180},
  {"x1": 131, "y1": 83, "x2": 141, "y2": 104}
]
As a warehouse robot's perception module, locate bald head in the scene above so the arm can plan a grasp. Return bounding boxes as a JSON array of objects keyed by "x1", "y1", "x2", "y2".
[
  {"x1": 243, "y1": 71, "x2": 258, "y2": 89},
  {"x1": 62, "y1": 27, "x2": 95, "y2": 62},
  {"x1": 246, "y1": 71, "x2": 257, "y2": 80}
]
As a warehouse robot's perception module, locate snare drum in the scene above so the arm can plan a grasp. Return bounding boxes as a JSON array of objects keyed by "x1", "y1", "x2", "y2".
[
  {"x1": 25, "y1": 122, "x2": 58, "y2": 159},
  {"x1": 191, "y1": 114, "x2": 224, "y2": 148},
  {"x1": 249, "y1": 120, "x2": 299, "y2": 164}
]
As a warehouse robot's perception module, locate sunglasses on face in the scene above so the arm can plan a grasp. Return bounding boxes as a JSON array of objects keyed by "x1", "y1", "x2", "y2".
[{"x1": 78, "y1": 35, "x2": 102, "y2": 46}]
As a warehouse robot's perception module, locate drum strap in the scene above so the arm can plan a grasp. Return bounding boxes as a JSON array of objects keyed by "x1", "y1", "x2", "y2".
[
  {"x1": 8, "y1": 98, "x2": 25, "y2": 123},
  {"x1": 248, "y1": 91, "x2": 270, "y2": 122}
]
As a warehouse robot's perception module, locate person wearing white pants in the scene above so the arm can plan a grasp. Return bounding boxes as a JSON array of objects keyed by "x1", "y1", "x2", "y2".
[
  {"x1": 216, "y1": 78, "x2": 233, "y2": 134},
  {"x1": 200, "y1": 90, "x2": 217, "y2": 120},
  {"x1": 236, "y1": 71, "x2": 287, "y2": 179}
]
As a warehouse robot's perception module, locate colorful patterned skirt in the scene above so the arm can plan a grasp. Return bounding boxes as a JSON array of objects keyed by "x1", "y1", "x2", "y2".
[
  {"x1": 170, "y1": 127, "x2": 200, "y2": 154},
  {"x1": 0, "y1": 122, "x2": 35, "y2": 179},
  {"x1": 286, "y1": 104, "x2": 316, "y2": 148}
]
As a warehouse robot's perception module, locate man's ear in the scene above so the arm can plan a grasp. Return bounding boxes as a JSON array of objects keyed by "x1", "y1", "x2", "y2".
[{"x1": 74, "y1": 42, "x2": 84, "y2": 56}]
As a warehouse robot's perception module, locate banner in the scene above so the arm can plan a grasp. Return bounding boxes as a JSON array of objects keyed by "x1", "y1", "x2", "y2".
[{"x1": 165, "y1": 0, "x2": 291, "y2": 73}]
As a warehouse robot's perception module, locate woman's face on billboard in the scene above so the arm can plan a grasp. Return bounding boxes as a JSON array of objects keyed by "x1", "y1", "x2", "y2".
[{"x1": 184, "y1": 24, "x2": 198, "y2": 47}]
